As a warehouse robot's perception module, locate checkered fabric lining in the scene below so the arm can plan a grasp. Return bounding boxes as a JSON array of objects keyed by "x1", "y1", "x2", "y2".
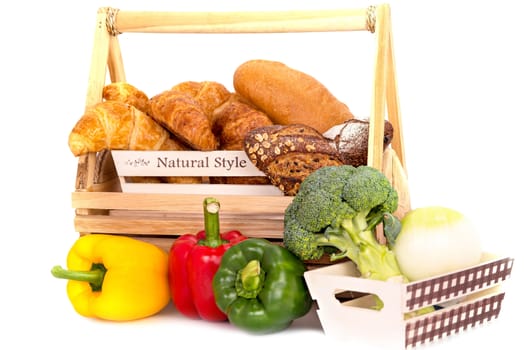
[
  {"x1": 404, "y1": 293, "x2": 505, "y2": 348},
  {"x1": 404, "y1": 257, "x2": 513, "y2": 311}
]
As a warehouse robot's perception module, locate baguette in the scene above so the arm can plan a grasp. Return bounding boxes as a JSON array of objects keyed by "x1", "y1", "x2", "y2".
[{"x1": 233, "y1": 59, "x2": 354, "y2": 133}]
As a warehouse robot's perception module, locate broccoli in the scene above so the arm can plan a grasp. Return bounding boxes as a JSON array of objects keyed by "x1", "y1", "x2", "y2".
[{"x1": 283, "y1": 165, "x2": 404, "y2": 282}]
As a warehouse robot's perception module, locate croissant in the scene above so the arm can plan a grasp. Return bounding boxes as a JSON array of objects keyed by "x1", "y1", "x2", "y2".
[
  {"x1": 212, "y1": 94, "x2": 274, "y2": 150},
  {"x1": 149, "y1": 86, "x2": 224, "y2": 151},
  {"x1": 209, "y1": 94, "x2": 273, "y2": 185},
  {"x1": 170, "y1": 81, "x2": 232, "y2": 119},
  {"x1": 102, "y1": 82, "x2": 150, "y2": 114},
  {"x1": 68, "y1": 100, "x2": 186, "y2": 157}
]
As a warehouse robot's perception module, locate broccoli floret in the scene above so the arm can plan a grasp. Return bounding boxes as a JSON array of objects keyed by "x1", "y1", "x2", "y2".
[
  {"x1": 283, "y1": 165, "x2": 405, "y2": 281},
  {"x1": 283, "y1": 217, "x2": 324, "y2": 260},
  {"x1": 342, "y1": 165, "x2": 398, "y2": 212}
]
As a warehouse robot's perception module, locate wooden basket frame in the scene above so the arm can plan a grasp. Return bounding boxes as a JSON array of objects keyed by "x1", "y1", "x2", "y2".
[{"x1": 72, "y1": 3, "x2": 407, "y2": 252}]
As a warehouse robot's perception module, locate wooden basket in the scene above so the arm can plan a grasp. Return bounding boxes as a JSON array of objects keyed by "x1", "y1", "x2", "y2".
[{"x1": 72, "y1": 4, "x2": 409, "y2": 256}]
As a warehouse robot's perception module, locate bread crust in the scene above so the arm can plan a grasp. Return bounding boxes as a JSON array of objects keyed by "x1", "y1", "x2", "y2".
[
  {"x1": 102, "y1": 82, "x2": 150, "y2": 114},
  {"x1": 149, "y1": 89, "x2": 219, "y2": 151},
  {"x1": 233, "y1": 60, "x2": 354, "y2": 133},
  {"x1": 148, "y1": 81, "x2": 232, "y2": 151},
  {"x1": 244, "y1": 124, "x2": 343, "y2": 195},
  {"x1": 212, "y1": 94, "x2": 274, "y2": 150},
  {"x1": 68, "y1": 100, "x2": 185, "y2": 157},
  {"x1": 171, "y1": 81, "x2": 231, "y2": 118},
  {"x1": 324, "y1": 119, "x2": 394, "y2": 166},
  {"x1": 210, "y1": 94, "x2": 273, "y2": 185}
]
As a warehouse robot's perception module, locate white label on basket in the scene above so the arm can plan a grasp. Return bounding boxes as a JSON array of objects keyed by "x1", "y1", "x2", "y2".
[{"x1": 111, "y1": 150, "x2": 266, "y2": 177}]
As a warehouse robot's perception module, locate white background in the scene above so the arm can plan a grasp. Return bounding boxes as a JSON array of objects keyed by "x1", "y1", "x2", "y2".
[{"x1": 1, "y1": 0, "x2": 522, "y2": 349}]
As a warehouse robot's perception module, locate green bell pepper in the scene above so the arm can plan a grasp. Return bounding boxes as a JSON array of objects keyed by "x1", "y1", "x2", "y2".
[{"x1": 212, "y1": 238, "x2": 312, "y2": 334}]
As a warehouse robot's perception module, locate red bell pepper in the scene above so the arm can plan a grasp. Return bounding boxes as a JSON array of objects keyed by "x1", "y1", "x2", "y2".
[{"x1": 168, "y1": 197, "x2": 247, "y2": 321}]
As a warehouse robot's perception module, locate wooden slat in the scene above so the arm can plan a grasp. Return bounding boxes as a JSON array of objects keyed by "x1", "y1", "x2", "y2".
[
  {"x1": 382, "y1": 148, "x2": 411, "y2": 218},
  {"x1": 74, "y1": 214, "x2": 285, "y2": 239},
  {"x1": 72, "y1": 191, "x2": 293, "y2": 213},
  {"x1": 109, "y1": 209, "x2": 284, "y2": 222},
  {"x1": 367, "y1": 4, "x2": 390, "y2": 170},
  {"x1": 384, "y1": 8, "x2": 406, "y2": 171},
  {"x1": 86, "y1": 8, "x2": 112, "y2": 108},
  {"x1": 112, "y1": 8, "x2": 371, "y2": 34},
  {"x1": 108, "y1": 35, "x2": 126, "y2": 82},
  {"x1": 76, "y1": 8, "x2": 114, "y2": 194}
]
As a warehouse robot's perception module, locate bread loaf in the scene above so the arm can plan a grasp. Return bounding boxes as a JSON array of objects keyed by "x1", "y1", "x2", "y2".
[
  {"x1": 244, "y1": 124, "x2": 344, "y2": 195},
  {"x1": 323, "y1": 119, "x2": 394, "y2": 167},
  {"x1": 233, "y1": 59, "x2": 354, "y2": 133}
]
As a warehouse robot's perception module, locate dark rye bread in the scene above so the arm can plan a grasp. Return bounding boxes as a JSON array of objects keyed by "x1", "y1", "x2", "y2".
[
  {"x1": 244, "y1": 124, "x2": 343, "y2": 195},
  {"x1": 324, "y1": 119, "x2": 394, "y2": 166}
]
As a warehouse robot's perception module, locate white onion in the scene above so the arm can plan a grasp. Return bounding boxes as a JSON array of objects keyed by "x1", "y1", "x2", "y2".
[{"x1": 393, "y1": 206, "x2": 483, "y2": 281}]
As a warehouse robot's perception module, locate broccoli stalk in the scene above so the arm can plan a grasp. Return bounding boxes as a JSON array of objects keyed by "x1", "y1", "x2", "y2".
[
  {"x1": 312, "y1": 210, "x2": 405, "y2": 281},
  {"x1": 283, "y1": 165, "x2": 406, "y2": 282}
]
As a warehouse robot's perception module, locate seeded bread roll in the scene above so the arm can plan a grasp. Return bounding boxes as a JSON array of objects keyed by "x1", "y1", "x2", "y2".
[
  {"x1": 244, "y1": 124, "x2": 343, "y2": 195},
  {"x1": 233, "y1": 59, "x2": 354, "y2": 133}
]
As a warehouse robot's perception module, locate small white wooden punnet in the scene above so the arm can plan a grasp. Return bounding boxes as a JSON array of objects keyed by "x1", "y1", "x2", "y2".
[{"x1": 304, "y1": 253, "x2": 514, "y2": 349}]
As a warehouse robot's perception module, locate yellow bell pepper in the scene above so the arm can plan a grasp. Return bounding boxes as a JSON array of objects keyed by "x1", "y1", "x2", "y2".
[{"x1": 51, "y1": 234, "x2": 170, "y2": 321}]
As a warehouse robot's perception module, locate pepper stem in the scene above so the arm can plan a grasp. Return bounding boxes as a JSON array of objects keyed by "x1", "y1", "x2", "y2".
[
  {"x1": 51, "y1": 263, "x2": 107, "y2": 292},
  {"x1": 235, "y1": 260, "x2": 265, "y2": 299},
  {"x1": 200, "y1": 197, "x2": 222, "y2": 248}
]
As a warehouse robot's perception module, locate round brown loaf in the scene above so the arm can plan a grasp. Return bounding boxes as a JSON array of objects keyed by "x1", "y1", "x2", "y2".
[{"x1": 233, "y1": 59, "x2": 354, "y2": 133}]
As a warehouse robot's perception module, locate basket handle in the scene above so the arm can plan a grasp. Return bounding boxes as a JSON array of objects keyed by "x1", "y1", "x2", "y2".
[
  {"x1": 368, "y1": 4, "x2": 406, "y2": 172},
  {"x1": 109, "y1": 8, "x2": 374, "y2": 34}
]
